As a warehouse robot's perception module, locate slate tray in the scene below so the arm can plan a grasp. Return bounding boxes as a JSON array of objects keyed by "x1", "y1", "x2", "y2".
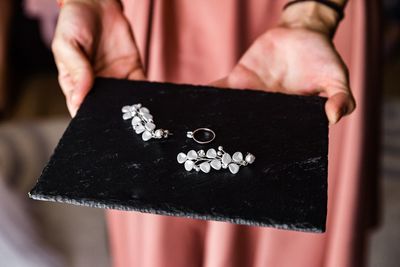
[{"x1": 29, "y1": 78, "x2": 328, "y2": 232}]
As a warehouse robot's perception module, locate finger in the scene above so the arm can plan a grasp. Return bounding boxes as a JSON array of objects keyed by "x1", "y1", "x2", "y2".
[
  {"x1": 94, "y1": 12, "x2": 146, "y2": 81},
  {"x1": 325, "y1": 91, "x2": 356, "y2": 124},
  {"x1": 127, "y1": 66, "x2": 146, "y2": 80},
  {"x1": 96, "y1": 57, "x2": 146, "y2": 81},
  {"x1": 211, "y1": 64, "x2": 267, "y2": 90},
  {"x1": 210, "y1": 77, "x2": 229, "y2": 88},
  {"x1": 52, "y1": 38, "x2": 94, "y2": 117},
  {"x1": 124, "y1": 23, "x2": 146, "y2": 80}
]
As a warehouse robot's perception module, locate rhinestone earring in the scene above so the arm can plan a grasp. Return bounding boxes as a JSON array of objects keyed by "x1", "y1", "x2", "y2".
[
  {"x1": 177, "y1": 146, "x2": 255, "y2": 174},
  {"x1": 178, "y1": 128, "x2": 255, "y2": 174},
  {"x1": 122, "y1": 103, "x2": 171, "y2": 141}
]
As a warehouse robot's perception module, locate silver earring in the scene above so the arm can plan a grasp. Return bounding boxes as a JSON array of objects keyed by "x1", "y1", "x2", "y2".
[
  {"x1": 178, "y1": 127, "x2": 255, "y2": 174},
  {"x1": 122, "y1": 103, "x2": 171, "y2": 141},
  {"x1": 177, "y1": 146, "x2": 255, "y2": 174}
]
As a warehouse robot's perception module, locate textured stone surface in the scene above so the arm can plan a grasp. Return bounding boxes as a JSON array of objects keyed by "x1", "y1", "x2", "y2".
[
  {"x1": 228, "y1": 163, "x2": 240, "y2": 174},
  {"x1": 186, "y1": 150, "x2": 198, "y2": 160},
  {"x1": 184, "y1": 160, "x2": 194, "y2": 171},
  {"x1": 222, "y1": 153, "x2": 232, "y2": 165},
  {"x1": 177, "y1": 153, "x2": 187, "y2": 164},
  {"x1": 29, "y1": 78, "x2": 328, "y2": 232},
  {"x1": 232, "y1": 152, "x2": 243, "y2": 163},
  {"x1": 141, "y1": 131, "x2": 152, "y2": 141},
  {"x1": 200, "y1": 162, "x2": 211, "y2": 173},
  {"x1": 210, "y1": 159, "x2": 221, "y2": 170},
  {"x1": 206, "y1": 149, "x2": 217, "y2": 158}
]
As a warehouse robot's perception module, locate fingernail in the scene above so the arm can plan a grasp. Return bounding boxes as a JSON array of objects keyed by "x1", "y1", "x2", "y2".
[
  {"x1": 68, "y1": 92, "x2": 80, "y2": 116},
  {"x1": 70, "y1": 92, "x2": 80, "y2": 106},
  {"x1": 66, "y1": 99, "x2": 77, "y2": 118},
  {"x1": 328, "y1": 111, "x2": 340, "y2": 125}
]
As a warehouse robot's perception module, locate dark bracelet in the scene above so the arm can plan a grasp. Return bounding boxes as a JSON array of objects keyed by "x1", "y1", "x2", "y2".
[{"x1": 283, "y1": 0, "x2": 344, "y2": 21}]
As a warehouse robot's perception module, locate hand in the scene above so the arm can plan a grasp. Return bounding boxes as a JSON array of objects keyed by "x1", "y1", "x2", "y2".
[
  {"x1": 214, "y1": 3, "x2": 355, "y2": 124},
  {"x1": 52, "y1": 0, "x2": 145, "y2": 116}
]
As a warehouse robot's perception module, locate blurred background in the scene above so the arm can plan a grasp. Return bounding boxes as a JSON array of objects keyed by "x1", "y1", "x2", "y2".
[{"x1": 0, "y1": 0, "x2": 398, "y2": 266}]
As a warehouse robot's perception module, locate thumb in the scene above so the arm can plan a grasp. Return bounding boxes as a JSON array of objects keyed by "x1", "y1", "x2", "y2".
[
  {"x1": 210, "y1": 77, "x2": 229, "y2": 88},
  {"x1": 210, "y1": 64, "x2": 267, "y2": 90},
  {"x1": 126, "y1": 63, "x2": 146, "y2": 80},
  {"x1": 52, "y1": 38, "x2": 94, "y2": 117},
  {"x1": 325, "y1": 91, "x2": 356, "y2": 125}
]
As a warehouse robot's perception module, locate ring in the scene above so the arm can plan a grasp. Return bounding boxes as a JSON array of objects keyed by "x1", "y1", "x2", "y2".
[{"x1": 186, "y1": 128, "x2": 216, "y2": 144}]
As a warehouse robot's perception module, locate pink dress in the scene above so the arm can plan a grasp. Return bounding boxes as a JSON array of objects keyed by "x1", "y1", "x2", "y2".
[{"x1": 108, "y1": 1, "x2": 381, "y2": 266}]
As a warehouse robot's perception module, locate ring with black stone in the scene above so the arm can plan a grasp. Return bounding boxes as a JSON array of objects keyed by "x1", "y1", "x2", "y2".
[{"x1": 186, "y1": 128, "x2": 216, "y2": 144}]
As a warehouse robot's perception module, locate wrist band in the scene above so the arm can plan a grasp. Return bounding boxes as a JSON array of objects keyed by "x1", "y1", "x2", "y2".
[{"x1": 284, "y1": 0, "x2": 344, "y2": 21}]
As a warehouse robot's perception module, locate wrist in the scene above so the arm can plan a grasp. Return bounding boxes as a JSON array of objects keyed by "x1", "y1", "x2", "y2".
[{"x1": 279, "y1": 1, "x2": 343, "y2": 37}]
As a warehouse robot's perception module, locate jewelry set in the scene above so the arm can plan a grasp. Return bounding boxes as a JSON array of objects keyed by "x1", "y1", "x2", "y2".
[{"x1": 122, "y1": 103, "x2": 255, "y2": 174}]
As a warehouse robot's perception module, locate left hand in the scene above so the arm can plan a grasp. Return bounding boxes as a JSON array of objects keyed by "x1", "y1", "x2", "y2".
[{"x1": 214, "y1": 3, "x2": 355, "y2": 124}]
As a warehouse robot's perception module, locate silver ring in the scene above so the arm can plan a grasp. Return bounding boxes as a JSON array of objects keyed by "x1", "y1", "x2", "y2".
[{"x1": 186, "y1": 128, "x2": 215, "y2": 144}]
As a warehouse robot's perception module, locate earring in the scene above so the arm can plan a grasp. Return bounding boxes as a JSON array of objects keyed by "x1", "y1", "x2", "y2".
[
  {"x1": 177, "y1": 146, "x2": 255, "y2": 174},
  {"x1": 178, "y1": 128, "x2": 255, "y2": 174},
  {"x1": 122, "y1": 103, "x2": 171, "y2": 141}
]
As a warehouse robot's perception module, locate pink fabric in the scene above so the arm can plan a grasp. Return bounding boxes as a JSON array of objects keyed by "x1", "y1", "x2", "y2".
[
  {"x1": 24, "y1": 0, "x2": 59, "y2": 46},
  {"x1": 108, "y1": 0, "x2": 376, "y2": 266}
]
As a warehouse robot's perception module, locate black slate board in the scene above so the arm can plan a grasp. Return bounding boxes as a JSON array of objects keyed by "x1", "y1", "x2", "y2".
[{"x1": 29, "y1": 78, "x2": 328, "y2": 232}]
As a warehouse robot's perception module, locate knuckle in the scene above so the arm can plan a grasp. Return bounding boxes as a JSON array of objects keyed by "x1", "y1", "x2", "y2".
[
  {"x1": 51, "y1": 38, "x2": 61, "y2": 54},
  {"x1": 69, "y1": 25, "x2": 94, "y2": 47},
  {"x1": 51, "y1": 35, "x2": 71, "y2": 57}
]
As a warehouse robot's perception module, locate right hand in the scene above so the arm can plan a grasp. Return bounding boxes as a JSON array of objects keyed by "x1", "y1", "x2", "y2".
[{"x1": 52, "y1": 0, "x2": 145, "y2": 116}]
